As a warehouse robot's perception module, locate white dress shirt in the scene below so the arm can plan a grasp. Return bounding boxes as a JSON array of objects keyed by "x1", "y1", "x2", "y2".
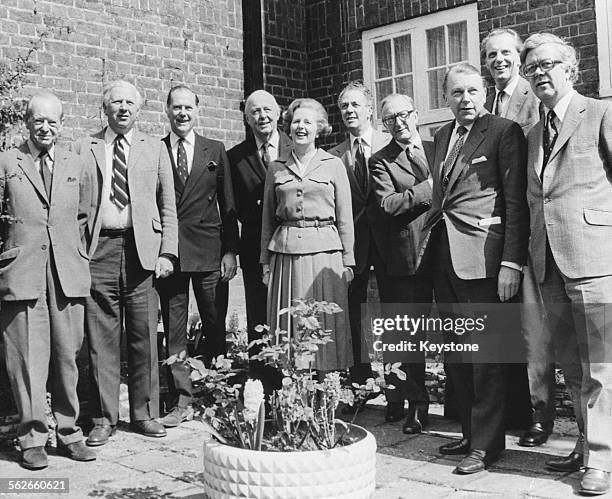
[
  {"x1": 100, "y1": 127, "x2": 133, "y2": 229},
  {"x1": 255, "y1": 129, "x2": 280, "y2": 163},
  {"x1": 169, "y1": 130, "x2": 196, "y2": 174}
]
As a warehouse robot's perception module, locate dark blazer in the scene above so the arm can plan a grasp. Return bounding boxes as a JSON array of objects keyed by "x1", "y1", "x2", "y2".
[
  {"x1": 162, "y1": 132, "x2": 238, "y2": 272},
  {"x1": 328, "y1": 129, "x2": 390, "y2": 274},
  {"x1": 228, "y1": 130, "x2": 292, "y2": 270},
  {"x1": 485, "y1": 77, "x2": 540, "y2": 136},
  {"x1": 419, "y1": 112, "x2": 529, "y2": 279},
  {"x1": 369, "y1": 139, "x2": 433, "y2": 276}
]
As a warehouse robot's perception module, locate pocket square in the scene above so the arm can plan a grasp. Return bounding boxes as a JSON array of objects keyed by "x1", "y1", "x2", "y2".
[
  {"x1": 66, "y1": 176, "x2": 77, "y2": 182},
  {"x1": 478, "y1": 216, "x2": 501, "y2": 227},
  {"x1": 207, "y1": 161, "x2": 218, "y2": 172},
  {"x1": 472, "y1": 156, "x2": 487, "y2": 164}
]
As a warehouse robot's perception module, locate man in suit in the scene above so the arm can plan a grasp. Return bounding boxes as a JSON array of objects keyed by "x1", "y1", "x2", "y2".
[
  {"x1": 83, "y1": 80, "x2": 178, "y2": 446},
  {"x1": 419, "y1": 63, "x2": 529, "y2": 474},
  {"x1": 369, "y1": 93, "x2": 433, "y2": 434},
  {"x1": 0, "y1": 92, "x2": 96, "y2": 469},
  {"x1": 521, "y1": 33, "x2": 612, "y2": 495},
  {"x1": 482, "y1": 28, "x2": 554, "y2": 445},
  {"x1": 157, "y1": 85, "x2": 238, "y2": 427},
  {"x1": 228, "y1": 90, "x2": 291, "y2": 389},
  {"x1": 328, "y1": 82, "x2": 391, "y2": 414}
]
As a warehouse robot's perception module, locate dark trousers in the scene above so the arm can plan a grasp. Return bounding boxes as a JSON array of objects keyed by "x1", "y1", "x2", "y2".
[
  {"x1": 242, "y1": 265, "x2": 280, "y2": 393},
  {"x1": 2, "y1": 258, "x2": 84, "y2": 449},
  {"x1": 431, "y1": 224, "x2": 507, "y2": 454},
  {"x1": 86, "y1": 230, "x2": 159, "y2": 425},
  {"x1": 158, "y1": 269, "x2": 225, "y2": 406},
  {"x1": 383, "y1": 274, "x2": 431, "y2": 406}
]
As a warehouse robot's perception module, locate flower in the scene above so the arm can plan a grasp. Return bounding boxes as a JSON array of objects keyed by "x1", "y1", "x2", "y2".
[{"x1": 243, "y1": 379, "x2": 264, "y2": 423}]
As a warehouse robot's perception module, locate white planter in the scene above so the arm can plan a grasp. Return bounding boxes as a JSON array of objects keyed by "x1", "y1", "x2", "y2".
[{"x1": 202, "y1": 424, "x2": 376, "y2": 499}]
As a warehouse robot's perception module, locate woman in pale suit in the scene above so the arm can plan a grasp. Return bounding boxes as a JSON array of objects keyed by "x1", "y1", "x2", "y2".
[{"x1": 260, "y1": 98, "x2": 355, "y2": 371}]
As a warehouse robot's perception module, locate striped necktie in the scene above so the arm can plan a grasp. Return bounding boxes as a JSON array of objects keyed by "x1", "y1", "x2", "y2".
[{"x1": 111, "y1": 134, "x2": 129, "y2": 209}]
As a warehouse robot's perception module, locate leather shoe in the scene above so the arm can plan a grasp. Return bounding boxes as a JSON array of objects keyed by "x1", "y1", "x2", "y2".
[
  {"x1": 439, "y1": 438, "x2": 470, "y2": 455},
  {"x1": 57, "y1": 441, "x2": 96, "y2": 462},
  {"x1": 130, "y1": 419, "x2": 167, "y2": 438},
  {"x1": 86, "y1": 424, "x2": 116, "y2": 447},
  {"x1": 402, "y1": 403, "x2": 429, "y2": 434},
  {"x1": 545, "y1": 452, "x2": 584, "y2": 472},
  {"x1": 161, "y1": 405, "x2": 194, "y2": 428},
  {"x1": 456, "y1": 449, "x2": 498, "y2": 474},
  {"x1": 385, "y1": 402, "x2": 405, "y2": 423},
  {"x1": 580, "y1": 468, "x2": 611, "y2": 495},
  {"x1": 21, "y1": 446, "x2": 48, "y2": 470},
  {"x1": 518, "y1": 421, "x2": 553, "y2": 447}
]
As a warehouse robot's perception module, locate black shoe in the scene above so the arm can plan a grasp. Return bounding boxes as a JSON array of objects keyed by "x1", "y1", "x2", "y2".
[
  {"x1": 518, "y1": 421, "x2": 553, "y2": 447},
  {"x1": 86, "y1": 424, "x2": 116, "y2": 447},
  {"x1": 456, "y1": 449, "x2": 498, "y2": 474},
  {"x1": 161, "y1": 405, "x2": 194, "y2": 428},
  {"x1": 439, "y1": 438, "x2": 470, "y2": 455},
  {"x1": 580, "y1": 468, "x2": 611, "y2": 495},
  {"x1": 57, "y1": 441, "x2": 96, "y2": 462},
  {"x1": 385, "y1": 402, "x2": 405, "y2": 423},
  {"x1": 130, "y1": 419, "x2": 167, "y2": 438},
  {"x1": 402, "y1": 403, "x2": 429, "y2": 434},
  {"x1": 21, "y1": 446, "x2": 48, "y2": 470},
  {"x1": 545, "y1": 452, "x2": 584, "y2": 472}
]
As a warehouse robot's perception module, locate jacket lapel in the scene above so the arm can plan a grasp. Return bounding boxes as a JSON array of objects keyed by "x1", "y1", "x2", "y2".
[
  {"x1": 245, "y1": 135, "x2": 267, "y2": 182},
  {"x1": 49, "y1": 147, "x2": 71, "y2": 203},
  {"x1": 180, "y1": 133, "x2": 208, "y2": 204},
  {"x1": 435, "y1": 123, "x2": 453, "y2": 183},
  {"x1": 16, "y1": 144, "x2": 48, "y2": 202},
  {"x1": 446, "y1": 113, "x2": 487, "y2": 193},
  {"x1": 163, "y1": 134, "x2": 186, "y2": 199},
  {"x1": 531, "y1": 119, "x2": 545, "y2": 180},
  {"x1": 547, "y1": 93, "x2": 584, "y2": 165}
]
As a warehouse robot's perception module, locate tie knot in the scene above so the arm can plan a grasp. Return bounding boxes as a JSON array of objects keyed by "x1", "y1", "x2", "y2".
[
  {"x1": 457, "y1": 126, "x2": 467, "y2": 137},
  {"x1": 115, "y1": 134, "x2": 124, "y2": 145},
  {"x1": 39, "y1": 151, "x2": 48, "y2": 160}
]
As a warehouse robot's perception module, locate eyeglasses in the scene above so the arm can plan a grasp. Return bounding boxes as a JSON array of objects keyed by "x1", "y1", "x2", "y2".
[
  {"x1": 382, "y1": 109, "x2": 414, "y2": 127},
  {"x1": 521, "y1": 59, "x2": 564, "y2": 77}
]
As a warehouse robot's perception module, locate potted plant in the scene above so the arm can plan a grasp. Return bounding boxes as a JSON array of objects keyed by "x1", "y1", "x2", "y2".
[{"x1": 166, "y1": 299, "x2": 398, "y2": 499}]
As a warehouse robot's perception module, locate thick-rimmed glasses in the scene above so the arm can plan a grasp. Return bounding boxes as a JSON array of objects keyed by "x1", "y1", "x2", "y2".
[
  {"x1": 382, "y1": 109, "x2": 414, "y2": 128},
  {"x1": 521, "y1": 59, "x2": 564, "y2": 77}
]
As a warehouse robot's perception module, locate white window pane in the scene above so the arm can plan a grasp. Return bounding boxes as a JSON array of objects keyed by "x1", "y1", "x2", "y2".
[
  {"x1": 395, "y1": 75, "x2": 413, "y2": 98},
  {"x1": 375, "y1": 40, "x2": 392, "y2": 79},
  {"x1": 428, "y1": 69, "x2": 446, "y2": 109},
  {"x1": 426, "y1": 26, "x2": 446, "y2": 68},
  {"x1": 375, "y1": 80, "x2": 394, "y2": 105},
  {"x1": 394, "y1": 34, "x2": 412, "y2": 74},
  {"x1": 448, "y1": 21, "x2": 468, "y2": 63}
]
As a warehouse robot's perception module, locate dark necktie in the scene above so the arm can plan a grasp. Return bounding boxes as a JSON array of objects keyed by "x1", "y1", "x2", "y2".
[
  {"x1": 177, "y1": 138, "x2": 189, "y2": 184},
  {"x1": 406, "y1": 144, "x2": 428, "y2": 179},
  {"x1": 354, "y1": 138, "x2": 367, "y2": 193},
  {"x1": 38, "y1": 151, "x2": 52, "y2": 198},
  {"x1": 261, "y1": 142, "x2": 272, "y2": 166},
  {"x1": 441, "y1": 125, "x2": 467, "y2": 191},
  {"x1": 111, "y1": 134, "x2": 129, "y2": 209},
  {"x1": 542, "y1": 109, "x2": 558, "y2": 174},
  {"x1": 494, "y1": 91, "x2": 505, "y2": 116}
]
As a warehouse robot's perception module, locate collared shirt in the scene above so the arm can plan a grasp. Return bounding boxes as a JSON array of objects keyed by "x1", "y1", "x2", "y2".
[
  {"x1": 169, "y1": 130, "x2": 195, "y2": 174},
  {"x1": 545, "y1": 89, "x2": 576, "y2": 126},
  {"x1": 27, "y1": 139, "x2": 54, "y2": 173},
  {"x1": 291, "y1": 148, "x2": 317, "y2": 177},
  {"x1": 349, "y1": 126, "x2": 374, "y2": 167},
  {"x1": 494, "y1": 75, "x2": 520, "y2": 116},
  {"x1": 255, "y1": 129, "x2": 280, "y2": 163},
  {"x1": 394, "y1": 134, "x2": 423, "y2": 153},
  {"x1": 100, "y1": 127, "x2": 133, "y2": 229},
  {"x1": 444, "y1": 122, "x2": 474, "y2": 161}
]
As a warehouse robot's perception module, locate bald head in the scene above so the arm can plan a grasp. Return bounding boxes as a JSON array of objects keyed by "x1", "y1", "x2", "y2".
[
  {"x1": 244, "y1": 90, "x2": 280, "y2": 142},
  {"x1": 103, "y1": 80, "x2": 142, "y2": 134},
  {"x1": 26, "y1": 91, "x2": 64, "y2": 151}
]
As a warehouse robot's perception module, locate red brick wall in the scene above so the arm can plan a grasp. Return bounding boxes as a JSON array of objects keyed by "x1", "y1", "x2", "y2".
[{"x1": 0, "y1": 0, "x2": 244, "y2": 145}]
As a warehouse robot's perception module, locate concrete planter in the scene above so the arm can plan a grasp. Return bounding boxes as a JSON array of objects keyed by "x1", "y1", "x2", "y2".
[{"x1": 202, "y1": 424, "x2": 376, "y2": 499}]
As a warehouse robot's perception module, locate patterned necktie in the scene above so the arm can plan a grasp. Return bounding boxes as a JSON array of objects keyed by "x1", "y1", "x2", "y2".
[
  {"x1": 177, "y1": 138, "x2": 189, "y2": 184},
  {"x1": 111, "y1": 134, "x2": 129, "y2": 209},
  {"x1": 38, "y1": 151, "x2": 53, "y2": 198},
  {"x1": 441, "y1": 125, "x2": 467, "y2": 191},
  {"x1": 261, "y1": 142, "x2": 272, "y2": 166},
  {"x1": 494, "y1": 90, "x2": 505, "y2": 116},
  {"x1": 354, "y1": 138, "x2": 368, "y2": 192},
  {"x1": 542, "y1": 109, "x2": 558, "y2": 172}
]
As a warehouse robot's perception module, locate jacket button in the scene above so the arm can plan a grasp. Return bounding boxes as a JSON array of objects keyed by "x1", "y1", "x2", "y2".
[
  {"x1": 208, "y1": 196, "x2": 213, "y2": 202},
  {"x1": 544, "y1": 197, "x2": 551, "y2": 203},
  {"x1": 41, "y1": 244, "x2": 47, "y2": 250},
  {"x1": 296, "y1": 207, "x2": 301, "y2": 212}
]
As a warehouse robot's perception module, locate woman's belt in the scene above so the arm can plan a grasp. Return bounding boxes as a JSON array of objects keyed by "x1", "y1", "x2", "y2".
[{"x1": 280, "y1": 220, "x2": 335, "y2": 228}]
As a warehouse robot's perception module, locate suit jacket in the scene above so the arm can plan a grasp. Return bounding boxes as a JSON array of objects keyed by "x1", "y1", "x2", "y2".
[
  {"x1": 162, "y1": 132, "x2": 238, "y2": 272},
  {"x1": 328, "y1": 128, "x2": 390, "y2": 274},
  {"x1": 419, "y1": 112, "x2": 529, "y2": 279},
  {"x1": 228, "y1": 130, "x2": 292, "y2": 270},
  {"x1": 260, "y1": 148, "x2": 355, "y2": 267},
  {"x1": 80, "y1": 128, "x2": 178, "y2": 271},
  {"x1": 527, "y1": 93, "x2": 612, "y2": 281},
  {"x1": 0, "y1": 143, "x2": 91, "y2": 301},
  {"x1": 369, "y1": 139, "x2": 433, "y2": 276},
  {"x1": 485, "y1": 77, "x2": 540, "y2": 136}
]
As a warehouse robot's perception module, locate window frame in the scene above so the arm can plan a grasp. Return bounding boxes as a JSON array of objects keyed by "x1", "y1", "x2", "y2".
[{"x1": 595, "y1": 0, "x2": 612, "y2": 99}]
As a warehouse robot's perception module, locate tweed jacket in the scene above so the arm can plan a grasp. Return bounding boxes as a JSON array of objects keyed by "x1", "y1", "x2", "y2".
[
  {"x1": 260, "y1": 148, "x2": 355, "y2": 267},
  {"x1": 79, "y1": 128, "x2": 178, "y2": 270},
  {"x1": 0, "y1": 143, "x2": 91, "y2": 300},
  {"x1": 485, "y1": 77, "x2": 541, "y2": 136},
  {"x1": 527, "y1": 92, "x2": 612, "y2": 281}
]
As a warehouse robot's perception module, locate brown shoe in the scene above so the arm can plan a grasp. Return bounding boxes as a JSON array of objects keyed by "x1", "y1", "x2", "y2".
[
  {"x1": 86, "y1": 424, "x2": 116, "y2": 447},
  {"x1": 130, "y1": 419, "x2": 167, "y2": 437},
  {"x1": 161, "y1": 405, "x2": 194, "y2": 428},
  {"x1": 57, "y1": 441, "x2": 96, "y2": 462},
  {"x1": 21, "y1": 446, "x2": 48, "y2": 470}
]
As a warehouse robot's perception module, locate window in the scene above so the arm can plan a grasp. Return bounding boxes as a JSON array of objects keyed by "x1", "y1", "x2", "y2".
[
  {"x1": 595, "y1": 0, "x2": 612, "y2": 99},
  {"x1": 363, "y1": 4, "x2": 480, "y2": 138}
]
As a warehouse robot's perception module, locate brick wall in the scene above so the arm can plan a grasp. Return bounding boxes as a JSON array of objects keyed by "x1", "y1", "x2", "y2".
[
  {"x1": 0, "y1": 0, "x2": 244, "y2": 145},
  {"x1": 263, "y1": 0, "x2": 600, "y2": 147}
]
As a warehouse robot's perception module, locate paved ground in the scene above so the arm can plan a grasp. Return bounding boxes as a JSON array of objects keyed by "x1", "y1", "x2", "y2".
[{"x1": 0, "y1": 401, "x2": 600, "y2": 499}]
